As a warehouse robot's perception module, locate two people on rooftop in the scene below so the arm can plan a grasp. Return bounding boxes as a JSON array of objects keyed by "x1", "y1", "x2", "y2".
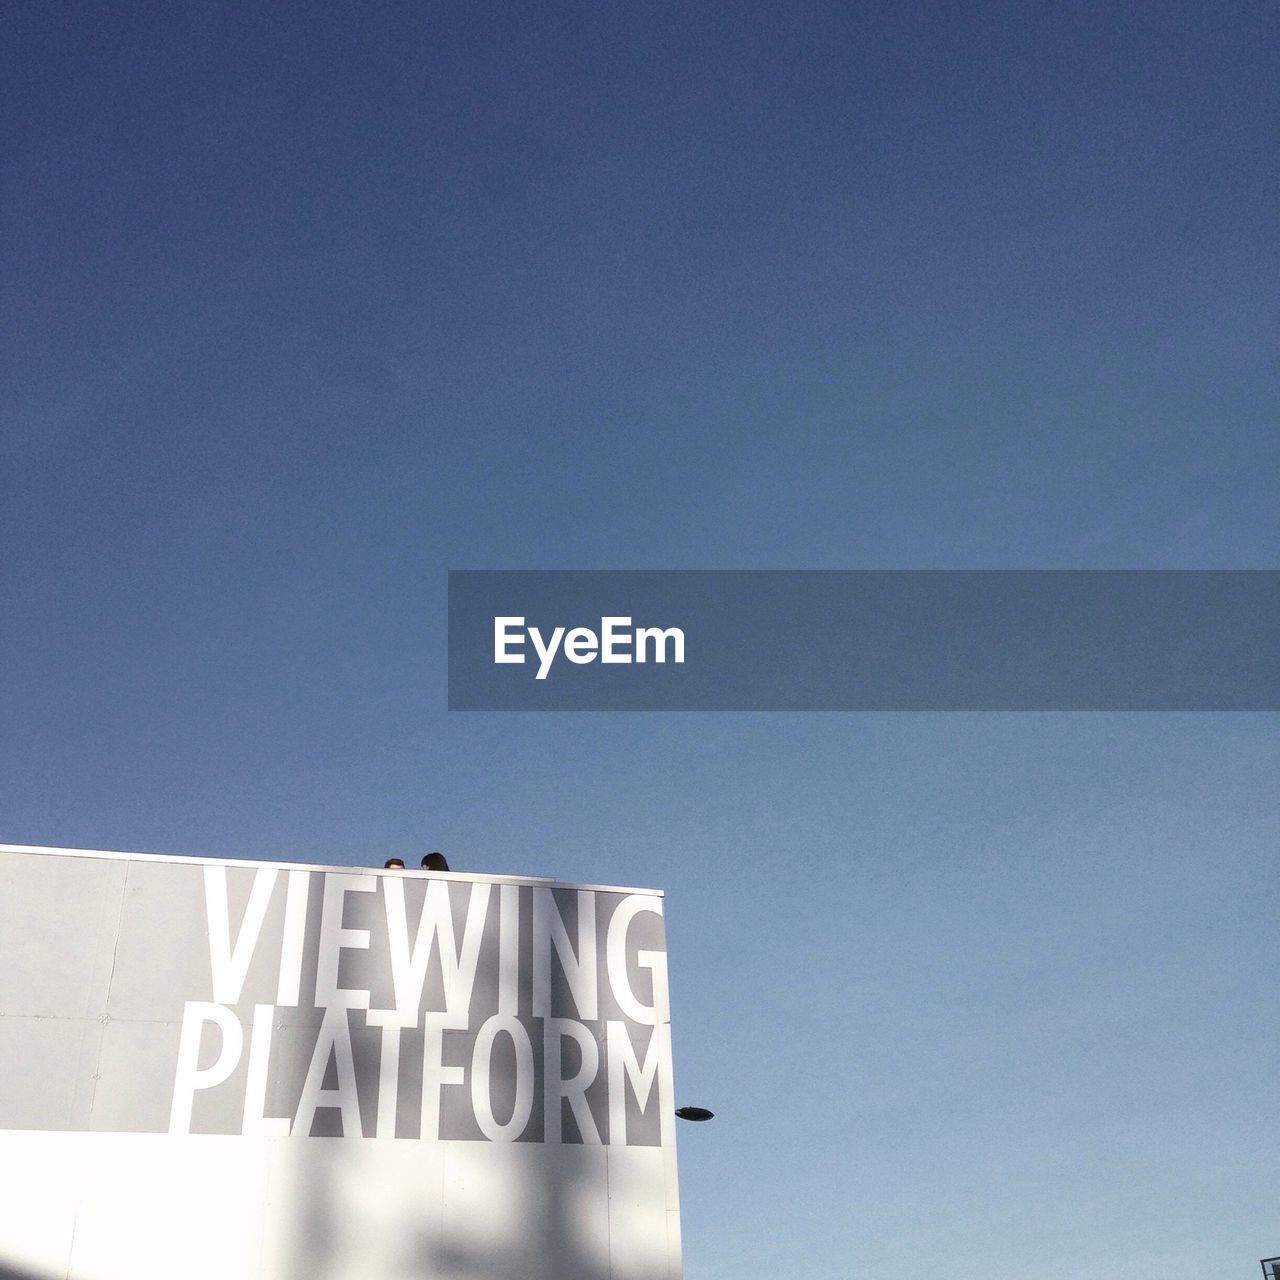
[{"x1": 382, "y1": 851, "x2": 450, "y2": 872}]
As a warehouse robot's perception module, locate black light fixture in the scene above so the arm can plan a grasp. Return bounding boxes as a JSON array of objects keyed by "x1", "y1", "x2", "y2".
[
  {"x1": 1260, "y1": 1258, "x2": 1280, "y2": 1280},
  {"x1": 674, "y1": 1106, "x2": 714, "y2": 1122}
]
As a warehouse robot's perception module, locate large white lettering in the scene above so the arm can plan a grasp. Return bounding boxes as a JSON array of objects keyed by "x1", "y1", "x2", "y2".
[
  {"x1": 533, "y1": 888, "x2": 597, "y2": 1020},
  {"x1": 295, "y1": 1007, "x2": 363, "y2": 1137},
  {"x1": 383, "y1": 878, "x2": 491, "y2": 1015},
  {"x1": 544, "y1": 1018, "x2": 601, "y2": 1144},
  {"x1": 169, "y1": 1001, "x2": 243, "y2": 1134},
  {"x1": 315, "y1": 874, "x2": 375, "y2": 1010},
  {"x1": 471, "y1": 1014, "x2": 534, "y2": 1141},
  {"x1": 178, "y1": 868, "x2": 672, "y2": 1146},
  {"x1": 204, "y1": 866, "x2": 278, "y2": 1003}
]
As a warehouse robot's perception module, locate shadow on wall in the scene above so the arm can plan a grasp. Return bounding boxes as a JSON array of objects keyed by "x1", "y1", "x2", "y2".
[
  {"x1": 276, "y1": 1138, "x2": 612, "y2": 1280},
  {"x1": 268, "y1": 1025, "x2": 626, "y2": 1280},
  {"x1": 0, "y1": 1259, "x2": 58, "y2": 1280}
]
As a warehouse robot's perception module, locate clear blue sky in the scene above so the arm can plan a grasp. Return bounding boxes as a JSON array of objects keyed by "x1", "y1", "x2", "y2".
[{"x1": 2, "y1": 3, "x2": 1276, "y2": 1276}]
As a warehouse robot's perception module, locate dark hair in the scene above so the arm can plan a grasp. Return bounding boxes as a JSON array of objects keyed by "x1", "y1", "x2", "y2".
[
  {"x1": 383, "y1": 857, "x2": 405, "y2": 869},
  {"x1": 421, "y1": 851, "x2": 450, "y2": 872}
]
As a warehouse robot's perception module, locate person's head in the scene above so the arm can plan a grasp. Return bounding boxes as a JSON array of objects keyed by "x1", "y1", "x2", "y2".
[
  {"x1": 421, "y1": 851, "x2": 450, "y2": 872},
  {"x1": 383, "y1": 857, "x2": 405, "y2": 870}
]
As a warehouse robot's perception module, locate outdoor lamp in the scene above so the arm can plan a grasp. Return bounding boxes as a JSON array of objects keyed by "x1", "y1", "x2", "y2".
[{"x1": 675, "y1": 1107, "x2": 714, "y2": 1122}]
